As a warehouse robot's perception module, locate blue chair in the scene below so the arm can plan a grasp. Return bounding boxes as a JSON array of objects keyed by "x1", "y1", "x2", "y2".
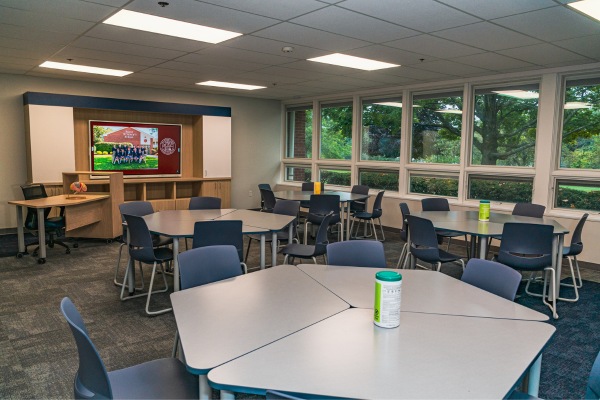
[
  {"x1": 192, "y1": 220, "x2": 245, "y2": 269},
  {"x1": 405, "y1": 215, "x2": 465, "y2": 272},
  {"x1": 245, "y1": 200, "x2": 300, "y2": 264},
  {"x1": 326, "y1": 240, "x2": 386, "y2": 268},
  {"x1": 421, "y1": 197, "x2": 470, "y2": 258},
  {"x1": 351, "y1": 190, "x2": 385, "y2": 241},
  {"x1": 397, "y1": 202, "x2": 410, "y2": 268},
  {"x1": 282, "y1": 212, "x2": 333, "y2": 265},
  {"x1": 461, "y1": 259, "x2": 522, "y2": 301},
  {"x1": 487, "y1": 202, "x2": 546, "y2": 256},
  {"x1": 60, "y1": 297, "x2": 198, "y2": 400},
  {"x1": 304, "y1": 194, "x2": 341, "y2": 244},
  {"x1": 260, "y1": 188, "x2": 277, "y2": 213},
  {"x1": 116, "y1": 201, "x2": 172, "y2": 289},
  {"x1": 300, "y1": 182, "x2": 325, "y2": 210},
  {"x1": 496, "y1": 222, "x2": 557, "y2": 319},
  {"x1": 121, "y1": 214, "x2": 173, "y2": 315},
  {"x1": 559, "y1": 213, "x2": 588, "y2": 303},
  {"x1": 258, "y1": 184, "x2": 275, "y2": 211},
  {"x1": 349, "y1": 184, "x2": 370, "y2": 213},
  {"x1": 189, "y1": 196, "x2": 221, "y2": 210}
]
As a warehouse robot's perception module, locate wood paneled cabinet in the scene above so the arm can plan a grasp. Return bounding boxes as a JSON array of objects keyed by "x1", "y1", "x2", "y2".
[{"x1": 201, "y1": 180, "x2": 231, "y2": 208}]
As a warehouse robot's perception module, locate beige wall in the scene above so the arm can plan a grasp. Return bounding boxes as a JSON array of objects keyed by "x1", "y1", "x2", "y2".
[{"x1": 0, "y1": 73, "x2": 281, "y2": 229}]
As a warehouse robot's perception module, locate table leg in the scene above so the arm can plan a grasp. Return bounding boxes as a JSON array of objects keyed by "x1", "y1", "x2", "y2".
[
  {"x1": 345, "y1": 204, "x2": 351, "y2": 241},
  {"x1": 271, "y1": 231, "x2": 278, "y2": 268},
  {"x1": 173, "y1": 238, "x2": 180, "y2": 292},
  {"x1": 199, "y1": 375, "x2": 211, "y2": 400},
  {"x1": 15, "y1": 205, "x2": 25, "y2": 254},
  {"x1": 288, "y1": 224, "x2": 293, "y2": 244},
  {"x1": 477, "y1": 236, "x2": 487, "y2": 260},
  {"x1": 522, "y1": 353, "x2": 542, "y2": 397},
  {"x1": 220, "y1": 390, "x2": 235, "y2": 400},
  {"x1": 260, "y1": 234, "x2": 266, "y2": 270},
  {"x1": 126, "y1": 229, "x2": 135, "y2": 294},
  {"x1": 36, "y1": 208, "x2": 46, "y2": 261},
  {"x1": 549, "y1": 235, "x2": 564, "y2": 302}
]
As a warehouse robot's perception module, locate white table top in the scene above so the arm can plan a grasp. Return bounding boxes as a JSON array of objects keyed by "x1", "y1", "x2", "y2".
[
  {"x1": 215, "y1": 209, "x2": 295, "y2": 231},
  {"x1": 273, "y1": 190, "x2": 369, "y2": 203},
  {"x1": 170, "y1": 265, "x2": 349, "y2": 374},
  {"x1": 297, "y1": 264, "x2": 549, "y2": 321},
  {"x1": 208, "y1": 308, "x2": 555, "y2": 399}
]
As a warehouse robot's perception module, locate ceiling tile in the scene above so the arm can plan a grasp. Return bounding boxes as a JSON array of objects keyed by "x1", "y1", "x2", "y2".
[
  {"x1": 0, "y1": 5, "x2": 95, "y2": 34},
  {"x1": 236, "y1": 70, "x2": 309, "y2": 85},
  {"x1": 0, "y1": 24, "x2": 78, "y2": 44},
  {"x1": 386, "y1": 34, "x2": 484, "y2": 58},
  {"x1": 195, "y1": 46, "x2": 299, "y2": 66},
  {"x1": 345, "y1": 45, "x2": 433, "y2": 66},
  {"x1": 345, "y1": 71, "x2": 418, "y2": 85},
  {"x1": 43, "y1": 55, "x2": 148, "y2": 71},
  {"x1": 379, "y1": 65, "x2": 455, "y2": 81},
  {"x1": 437, "y1": 0, "x2": 556, "y2": 20},
  {"x1": 0, "y1": 44, "x2": 59, "y2": 60},
  {"x1": 337, "y1": 0, "x2": 482, "y2": 32},
  {"x1": 418, "y1": 59, "x2": 491, "y2": 77},
  {"x1": 290, "y1": 6, "x2": 418, "y2": 42},
  {"x1": 196, "y1": 0, "x2": 327, "y2": 20},
  {"x1": 554, "y1": 34, "x2": 600, "y2": 61},
  {"x1": 498, "y1": 43, "x2": 594, "y2": 66},
  {"x1": 250, "y1": 65, "x2": 335, "y2": 80},
  {"x1": 252, "y1": 22, "x2": 370, "y2": 51},
  {"x1": 222, "y1": 35, "x2": 329, "y2": 60},
  {"x1": 432, "y1": 22, "x2": 541, "y2": 51},
  {"x1": 493, "y1": 6, "x2": 600, "y2": 42},
  {"x1": 52, "y1": 47, "x2": 164, "y2": 67},
  {"x1": 174, "y1": 52, "x2": 268, "y2": 71},
  {"x1": 0, "y1": 0, "x2": 117, "y2": 21},
  {"x1": 72, "y1": 37, "x2": 188, "y2": 60},
  {"x1": 452, "y1": 52, "x2": 535, "y2": 71}
]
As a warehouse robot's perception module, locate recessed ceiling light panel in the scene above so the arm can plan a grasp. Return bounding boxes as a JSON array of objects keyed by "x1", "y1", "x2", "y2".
[
  {"x1": 39, "y1": 61, "x2": 132, "y2": 77},
  {"x1": 103, "y1": 10, "x2": 242, "y2": 44},
  {"x1": 308, "y1": 53, "x2": 399, "y2": 71},
  {"x1": 197, "y1": 81, "x2": 266, "y2": 90},
  {"x1": 568, "y1": 0, "x2": 600, "y2": 22}
]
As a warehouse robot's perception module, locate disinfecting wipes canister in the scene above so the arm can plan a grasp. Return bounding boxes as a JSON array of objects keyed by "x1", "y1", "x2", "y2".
[{"x1": 374, "y1": 271, "x2": 402, "y2": 328}]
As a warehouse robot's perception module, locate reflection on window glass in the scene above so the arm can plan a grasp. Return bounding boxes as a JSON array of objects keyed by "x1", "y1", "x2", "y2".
[
  {"x1": 359, "y1": 169, "x2": 399, "y2": 191},
  {"x1": 284, "y1": 165, "x2": 311, "y2": 182},
  {"x1": 409, "y1": 174, "x2": 458, "y2": 197},
  {"x1": 320, "y1": 103, "x2": 353, "y2": 160},
  {"x1": 361, "y1": 99, "x2": 401, "y2": 161},
  {"x1": 555, "y1": 181, "x2": 600, "y2": 211},
  {"x1": 472, "y1": 85, "x2": 539, "y2": 167},
  {"x1": 286, "y1": 106, "x2": 313, "y2": 159},
  {"x1": 319, "y1": 168, "x2": 351, "y2": 186},
  {"x1": 412, "y1": 92, "x2": 462, "y2": 164},
  {"x1": 468, "y1": 176, "x2": 533, "y2": 203},
  {"x1": 560, "y1": 79, "x2": 600, "y2": 169}
]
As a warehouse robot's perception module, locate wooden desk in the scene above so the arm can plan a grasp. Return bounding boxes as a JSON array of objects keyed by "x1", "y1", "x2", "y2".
[
  {"x1": 208, "y1": 308, "x2": 555, "y2": 399},
  {"x1": 9, "y1": 194, "x2": 109, "y2": 263}
]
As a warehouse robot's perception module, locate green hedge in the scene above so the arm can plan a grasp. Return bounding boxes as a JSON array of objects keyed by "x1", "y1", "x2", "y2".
[
  {"x1": 556, "y1": 187, "x2": 600, "y2": 211},
  {"x1": 320, "y1": 170, "x2": 351, "y2": 186},
  {"x1": 95, "y1": 142, "x2": 133, "y2": 153},
  {"x1": 469, "y1": 179, "x2": 532, "y2": 203},
  {"x1": 360, "y1": 171, "x2": 399, "y2": 191},
  {"x1": 410, "y1": 176, "x2": 459, "y2": 197}
]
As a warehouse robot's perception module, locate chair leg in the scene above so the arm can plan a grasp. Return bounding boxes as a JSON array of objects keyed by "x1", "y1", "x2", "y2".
[
  {"x1": 283, "y1": 254, "x2": 289, "y2": 264},
  {"x1": 145, "y1": 262, "x2": 172, "y2": 316},
  {"x1": 378, "y1": 218, "x2": 386, "y2": 242},
  {"x1": 303, "y1": 221, "x2": 309, "y2": 244},
  {"x1": 244, "y1": 237, "x2": 253, "y2": 263},
  {"x1": 541, "y1": 267, "x2": 558, "y2": 319},
  {"x1": 114, "y1": 245, "x2": 144, "y2": 290},
  {"x1": 372, "y1": 220, "x2": 378, "y2": 241},
  {"x1": 312, "y1": 257, "x2": 318, "y2": 264},
  {"x1": 172, "y1": 330, "x2": 179, "y2": 358},
  {"x1": 436, "y1": 261, "x2": 442, "y2": 272},
  {"x1": 558, "y1": 257, "x2": 579, "y2": 302},
  {"x1": 396, "y1": 243, "x2": 408, "y2": 269}
]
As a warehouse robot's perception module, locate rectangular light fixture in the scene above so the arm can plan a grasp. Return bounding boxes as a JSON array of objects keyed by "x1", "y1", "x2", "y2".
[
  {"x1": 568, "y1": 0, "x2": 600, "y2": 22},
  {"x1": 197, "y1": 81, "x2": 266, "y2": 90},
  {"x1": 39, "y1": 61, "x2": 132, "y2": 77},
  {"x1": 103, "y1": 10, "x2": 242, "y2": 44},
  {"x1": 308, "y1": 53, "x2": 399, "y2": 71},
  {"x1": 564, "y1": 101, "x2": 593, "y2": 109},
  {"x1": 374, "y1": 102, "x2": 403, "y2": 108},
  {"x1": 492, "y1": 90, "x2": 539, "y2": 99}
]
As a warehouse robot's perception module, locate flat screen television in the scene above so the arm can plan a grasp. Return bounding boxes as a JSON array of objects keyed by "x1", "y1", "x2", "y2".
[{"x1": 90, "y1": 120, "x2": 181, "y2": 177}]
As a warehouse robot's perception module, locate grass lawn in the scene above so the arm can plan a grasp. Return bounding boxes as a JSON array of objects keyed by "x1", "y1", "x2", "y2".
[
  {"x1": 561, "y1": 185, "x2": 600, "y2": 193},
  {"x1": 93, "y1": 155, "x2": 158, "y2": 171}
]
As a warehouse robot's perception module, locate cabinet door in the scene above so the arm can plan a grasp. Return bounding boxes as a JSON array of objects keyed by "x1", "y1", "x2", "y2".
[
  {"x1": 202, "y1": 116, "x2": 231, "y2": 178},
  {"x1": 201, "y1": 181, "x2": 231, "y2": 208}
]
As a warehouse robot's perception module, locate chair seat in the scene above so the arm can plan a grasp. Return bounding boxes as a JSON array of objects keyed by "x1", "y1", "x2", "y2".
[
  {"x1": 353, "y1": 211, "x2": 375, "y2": 219},
  {"x1": 109, "y1": 358, "x2": 199, "y2": 399},
  {"x1": 45, "y1": 216, "x2": 65, "y2": 229},
  {"x1": 437, "y1": 248, "x2": 463, "y2": 263},
  {"x1": 280, "y1": 243, "x2": 318, "y2": 258},
  {"x1": 435, "y1": 229, "x2": 464, "y2": 238},
  {"x1": 130, "y1": 247, "x2": 173, "y2": 264}
]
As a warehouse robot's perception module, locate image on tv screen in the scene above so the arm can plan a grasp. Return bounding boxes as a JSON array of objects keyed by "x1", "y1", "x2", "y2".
[{"x1": 90, "y1": 121, "x2": 181, "y2": 176}]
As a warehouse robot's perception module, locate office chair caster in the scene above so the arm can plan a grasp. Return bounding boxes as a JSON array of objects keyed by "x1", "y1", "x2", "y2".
[
  {"x1": 66, "y1": 248, "x2": 71, "y2": 254},
  {"x1": 16, "y1": 252, "x2": 24, "y2": 259},
  {"x1": 38, "y1": 258, "x2": 46, "y2": 264},
  {"x1": 73, "y1": 243, "x2": 79, "y2": 248}
]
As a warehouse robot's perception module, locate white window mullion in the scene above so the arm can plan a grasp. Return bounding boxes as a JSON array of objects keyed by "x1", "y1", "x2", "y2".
[{"x1": 398, "y1": 89, "x2": 411, "y2": 195}]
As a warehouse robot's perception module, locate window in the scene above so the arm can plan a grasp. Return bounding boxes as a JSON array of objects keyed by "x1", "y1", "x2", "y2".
[
  {"x1": 409, "y1": 173, "x2": 458, "y2": 197},
  {"x1": 361, "y1": 98, "x2": 402, "y2": 161},
  {"x1": 472, "y1": 84, "x2": 539, "y2": 167},
  {"x1": 284, "y1": 165, "x2": 311, "y2": 182},
  {"x1": 359, "y1": 169, "x2": 399, "y2": 191},
  {"x1": 555, "y1": 180, "x2": 600, "y2": 211},
  {"x1": 411, "y1": 91, "x2": 462, "y2": 164},
  {"x1": 320, "y1": 102, "x2": 353, "y2": 160},
  {"x1": 559, "y1": 78, "x2": 600, "y2": 169},
  {"x1": 468, "y1": 175, "x2": 533, "y2": 203},
  {"x1": 319, "y1": 167, "x2": 351, "y2": 186},
  {"x1": 285, "y1": 105, "x2": 312, "y2": 159}
]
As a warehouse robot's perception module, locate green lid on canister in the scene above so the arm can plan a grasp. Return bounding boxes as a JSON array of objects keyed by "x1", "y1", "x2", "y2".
[
  {"x1": 376, "y1": 271, "x2": 402, "y2": 282},
  {"x1": 480, "y1": 200, "x2": 490, "y2": 203}
]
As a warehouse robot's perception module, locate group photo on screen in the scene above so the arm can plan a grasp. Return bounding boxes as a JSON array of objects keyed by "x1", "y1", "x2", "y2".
[{"x1": 90, "y1": 121, "x2": 182, "y2": 176}]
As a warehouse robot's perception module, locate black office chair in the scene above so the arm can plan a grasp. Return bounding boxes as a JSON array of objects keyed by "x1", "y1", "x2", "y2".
[
  {"x1": 258, "y1": 183, "x2": 273, "y2": 211},
  {"x1": 461, "y1": 259, "x2": 522, "y2": 301},
  {"x1": 300, "y1": 182, "x2": 325, "y2": 210},
  {"x1": 405, "y1": 215, "x2": 465, "y2": 272},
  {"x1": 351, "y1": 190, "x2": 385, "y2": 241},
  {"x1": 349, "y1": 184, "x2": 370, "y2": 214},
  {"x1": 282, "y1": 212, "x2": 333, "y2": 265},
  {"x1": 189, "y1": 196, "x2": 221, "y2": 210},
  {"x1": 421, "y1": 197, "x2": 469, "y2": 258},
  {"x1": 21, "y1": 183, "x2": 70, "y2": 258},
  {"x1": 558, "y1": 213, "x2": 588, "y2": 303},
  {"x1": 397, "y1": 202, "x2": 411, "y2": 268},
  {"x1": 495, "y1": 222, "x2": 557, "y2": 319},
  {"x1": 487, "y1": 202, "x2": 547, "y2": 256},
  {"x1": 326, "y1": 240, "x2": 387, "y2": 268},
  {"x1": 192, "y1": 220, "x2": 247, "y2": 272},
  {"x1": 260, "y1": 188, "x2": 277, "y2": 213},
  {"x1": 303, "y1": 194, "x2": 341, "y2": 244}
]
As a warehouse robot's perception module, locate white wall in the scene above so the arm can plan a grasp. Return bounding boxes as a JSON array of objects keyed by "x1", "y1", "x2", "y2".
[{"x1": 0, "y1": 73, "x2": 281, "y2": 229}]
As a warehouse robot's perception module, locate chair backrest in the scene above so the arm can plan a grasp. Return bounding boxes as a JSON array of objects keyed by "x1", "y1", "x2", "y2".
[
  {"x1": 189, "y1": 196, "x2": 221, "y2": 210},
  {"x1": 122, "y1": 214, "x2": 156, "y2": 262},
  {"x1": 260, "y1": 188, "x2": 277, "y2": 212},
  {"x1": 405, "y1": 215, "x2": 440, "y2": 261},
  {"x1": 301, "y1": 182, "x2": 325, "y2": 192},
  {"x1": 350, "y1": 185, "x2": 369, "y2": 212},
  {"x1": 258, "y1": 183, "x2": 272, "y2": 191},
  {"x1": 314, "y1": 212, "x2": 334, "y2": 253},
  {"x1": 512, "y1": 202, "x2": 546, "y2": 218},
  {"x1": 178, "y1": 245, "x2": 243, "y2": 290},
  {"x1": 60, "y1": 297, "x2": 112, "y2": 399},
  {"x1": 21, "y1": 184, "x2": 51, "y2": 230},
  {"x1": 568, "y1": 213, "x2": 589, "y2": 256},
  {"x1": 192, "y1": 220, "x2": 243, "y2": 261},
  {"x1": 421, "y1": 197, "x2": 450, "y2": 211},
  {"x1": 273, "y1": 200, "x2": 300, "y2": 235},
  {"x1": 370, "y1": 190, "x2": 385, "y2": 218},
  {"x1": 399, "y1": 202, "x2": 410, "y2": 241},
  {"x1": 326, "y1": 241, "x2": 387, "y2": 268},
  {"x1": 461, "y1": 259, "x2": 522, "y2": 301},
  {"x1": 497, "y1": 223, "x2": 554, "y2": 269},
  {"x1": 118, "y1": 201, "x2": 155, "y2": 237},
  {"x1": 586, "y1": 349, "x2": 600, "y2": 399},
  {"x1": 307, "y1": 194, "x2": 340, "y2": 224}
]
